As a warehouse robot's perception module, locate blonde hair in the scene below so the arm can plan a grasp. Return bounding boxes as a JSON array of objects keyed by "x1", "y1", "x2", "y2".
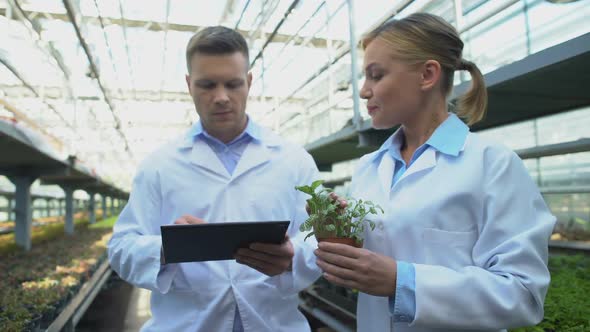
[{"x1": 362, "y1": 13, "x2": 487, "y2": 125}]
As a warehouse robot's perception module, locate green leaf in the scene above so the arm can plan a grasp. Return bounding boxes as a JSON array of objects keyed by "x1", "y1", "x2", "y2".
[
  {"x1": 311, "y1": 179, "x2": 324, "y2": 191},
  {"x1": 296, "y1": 180, "x2": 384, "y2": 243},
  {"x1": 299, "y1": 222, "x2": 313, "y2": 232},
  {"x1": 295, "y1": 185, "x2": 314, "y2": 196}
]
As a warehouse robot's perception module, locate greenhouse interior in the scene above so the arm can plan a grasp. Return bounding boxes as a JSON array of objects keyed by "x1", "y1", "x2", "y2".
[{"x1": 0, "y1": 0, "x2": 589, "y2": 331}]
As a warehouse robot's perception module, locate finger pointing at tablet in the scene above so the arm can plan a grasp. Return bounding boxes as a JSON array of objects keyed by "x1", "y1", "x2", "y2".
[{"x1": 174, "y1": 215, "x2": 207, "y2": 225}]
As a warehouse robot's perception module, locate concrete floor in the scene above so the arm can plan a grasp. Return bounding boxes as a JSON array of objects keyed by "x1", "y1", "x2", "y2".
[
  {"x1": 77, "y1": 276, "x2": 151, "y2": 332},
  {"x1": 76, "y1": 275, "x2": 336, "y2": 332}
]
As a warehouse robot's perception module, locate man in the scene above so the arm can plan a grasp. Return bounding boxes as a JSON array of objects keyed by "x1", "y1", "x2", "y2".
[{"x1": 108, "y1": 26, "x2": 321, "y2": 331}]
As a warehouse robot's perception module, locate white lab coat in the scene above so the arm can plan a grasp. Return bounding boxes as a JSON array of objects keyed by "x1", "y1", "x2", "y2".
[
  {"x1": 350, "y1": 133, "x2": 555, "y2": 332},
  {"x1": 108, "y1": 124, "x2": 322, "y2": 332}
]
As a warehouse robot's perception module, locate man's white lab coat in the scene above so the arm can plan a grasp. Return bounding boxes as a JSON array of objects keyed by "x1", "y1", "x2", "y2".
[{"x1": 108, "y1": 123, "x2": 321, "y2": 331}]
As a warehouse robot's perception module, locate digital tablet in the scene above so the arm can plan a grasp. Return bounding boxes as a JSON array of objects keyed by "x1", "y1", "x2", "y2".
[{"x1": 160, "y1": 220, "x2": 290, "y2": 263}]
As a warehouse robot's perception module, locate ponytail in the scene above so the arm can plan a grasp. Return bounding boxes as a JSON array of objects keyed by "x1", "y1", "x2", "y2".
[{"x1": 456, "y1": 59, "x2": 487, "y2": 125}]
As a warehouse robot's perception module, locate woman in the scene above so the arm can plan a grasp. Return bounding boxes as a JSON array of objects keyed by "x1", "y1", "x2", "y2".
[{"x1": 314, "y1": 13, "x2": 555, "y2": 332}]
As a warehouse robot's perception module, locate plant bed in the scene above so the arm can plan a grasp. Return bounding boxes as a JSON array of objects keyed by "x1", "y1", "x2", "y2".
[
  {"x1": 0, "y1": 216, "x2": 90, "y2": 256},
  {"x1": 0, "y1": 215, "x2": 118, "y2": 331},
  {"x1": 304, "y1": 254, "x2": 589, "y2": 331},
  {"x1": 510, "y1": 254, "x2": 590, "y2": 331},
  {"x1": 0, "y1": 211, "x2": 89, "y2": 234}
]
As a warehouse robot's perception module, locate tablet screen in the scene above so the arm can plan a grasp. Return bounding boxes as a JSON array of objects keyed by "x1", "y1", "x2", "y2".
[{"x1": 160, "y1": 220, "x2": 290, "y2": 263}]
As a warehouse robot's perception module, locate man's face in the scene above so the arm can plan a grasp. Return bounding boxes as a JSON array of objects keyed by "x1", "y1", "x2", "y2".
[{"x1": 186, "y1": 52, "x2": 252, "y2": 143}]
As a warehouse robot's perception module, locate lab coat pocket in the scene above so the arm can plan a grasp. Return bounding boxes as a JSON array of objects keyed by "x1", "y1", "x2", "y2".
[{"x1": 421, "y1": 228, "x2": 477, "y2": 268}]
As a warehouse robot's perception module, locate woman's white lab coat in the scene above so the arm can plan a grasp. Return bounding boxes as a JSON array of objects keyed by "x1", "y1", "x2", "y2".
[
  {"x1": 108, "y1": 126, "x2": 321, "y2": 332},
  {"x1": 350, "y1": 133, "x2": 555, "y2": 332}
]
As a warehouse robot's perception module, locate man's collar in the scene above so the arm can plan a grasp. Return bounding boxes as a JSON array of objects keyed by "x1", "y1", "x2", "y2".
[{"x1": 179, "y1": 116, "x2": 277, "y2": 149}]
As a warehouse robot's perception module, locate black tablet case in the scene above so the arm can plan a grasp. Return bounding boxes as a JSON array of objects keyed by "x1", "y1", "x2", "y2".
[{"x1": 160, "y1": 221, "x2": 290, "y2": 263}]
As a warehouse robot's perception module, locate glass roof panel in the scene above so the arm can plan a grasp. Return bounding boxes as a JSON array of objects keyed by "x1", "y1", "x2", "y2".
[{"x1": 3, "y1": 0, "x2": 588, "y2": 192}]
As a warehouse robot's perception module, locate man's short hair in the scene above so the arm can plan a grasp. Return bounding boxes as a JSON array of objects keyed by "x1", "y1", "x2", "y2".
[{"x1": 185, "y1": 26, "x2": 250, "y2": 72}]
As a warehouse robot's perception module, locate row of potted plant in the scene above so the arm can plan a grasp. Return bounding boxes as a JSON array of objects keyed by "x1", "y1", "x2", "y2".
[{"x1": 0, "y1": 209, "x2": 108, "y2": 231}]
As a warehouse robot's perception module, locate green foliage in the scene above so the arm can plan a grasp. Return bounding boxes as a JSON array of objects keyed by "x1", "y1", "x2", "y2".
[
  {"x1": 89, "y1": 215, "x2": 118, "y2": 229},
  {"x1": 295, "y1": 180, "x2": 383, "y2": 244},
  {"x1": 0, "y1": 218, "x2": 89, "y2": 256},
  {"x1": 510, "y1": 255, "x2": 590, "y2": 332},
  {"x1": 0, "y1": 214, "x2": 118, "y2": 331},
  {"x1": 0, "y1": 214, "x2": 118, "y2": 256},
  {"x1": 570, "y1": 217, "x2": 590, "y2": 232}
]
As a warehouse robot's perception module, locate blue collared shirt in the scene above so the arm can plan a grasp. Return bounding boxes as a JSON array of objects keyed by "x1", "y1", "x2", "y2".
[
  {"x1": 386, "y1": 113, "x2": 470, "y2": 323},
  {"x1": 186, "y1": 117, "x2": 262, "y2": 175}
]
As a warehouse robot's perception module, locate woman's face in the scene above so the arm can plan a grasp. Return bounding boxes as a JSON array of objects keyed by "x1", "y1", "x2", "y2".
[{"x1": 360, "y1": 38, "x2": 423, "y2": 130}]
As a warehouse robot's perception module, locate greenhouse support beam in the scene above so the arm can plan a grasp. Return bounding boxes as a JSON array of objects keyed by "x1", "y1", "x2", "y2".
[{"x1": 8, "y1": 175, "x2": 36, "y2": 251}]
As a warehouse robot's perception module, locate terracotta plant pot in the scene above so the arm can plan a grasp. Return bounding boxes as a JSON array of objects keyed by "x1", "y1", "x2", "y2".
[
  {"x1": 313, "y1": 228, "x2": 337, "y2": 239},
  {"x1": 317, "y1": 237, "x2": 362, "y2": 248}
]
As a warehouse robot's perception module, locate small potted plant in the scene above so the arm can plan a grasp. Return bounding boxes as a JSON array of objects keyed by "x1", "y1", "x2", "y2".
[{"x1": 295, "y1": 180, "x2": 383, "y2": 247}]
